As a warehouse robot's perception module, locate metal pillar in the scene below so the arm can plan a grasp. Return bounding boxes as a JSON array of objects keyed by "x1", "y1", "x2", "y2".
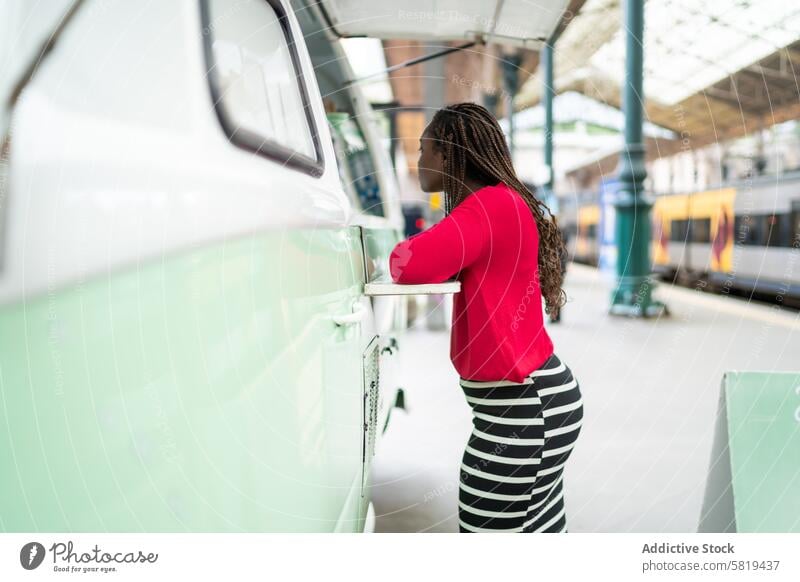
[
  {"x1": 609, "y1": 0, "x2": 667, "y2": 317},
  {"x1": 501, "y1": 53, "x2": 522, "y2": 158},
  {"x1": 483, "y1": 92, "x2": 499, "y2": 117},
  {"x1": 543, "y1": 42, "x2": 554, "y2": 194}
]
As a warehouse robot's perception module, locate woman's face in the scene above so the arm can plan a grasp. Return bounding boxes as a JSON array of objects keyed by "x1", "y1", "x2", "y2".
[{"x1": 417, "y1": 126, "x2": 445, "y2": 193}]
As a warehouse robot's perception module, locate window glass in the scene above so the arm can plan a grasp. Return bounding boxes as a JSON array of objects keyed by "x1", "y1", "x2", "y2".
[
  {"x1": 765, "y1": 213, "x2": 788, "y2": 248},
  {"x1": 372, "y1": 110, "x2": 394, "y2": 170},
  {"x1": 790, "y1": 202, "x2": 800, "y2": 247},
  {"x1": 735, "y1": 214, "x2": 764, "y2": 246},
  {"x1": 670, "y1": 219, "x2": 689, "y2": 242},
  {"x1": 327, "y1": 112, "x2": 384, "y2": 216},
  {"x1": 691, "y1": 218, "x2": 711, "y2": 243},
  {"x1": 206, "y1": 0, "x2": 318, "y2": 167},
  {"x1": 565, "y1": 222, "x2": 578, "y2": 238},
  {"x1": 734, "y1": 215, "x2": 749, "y2": 245}
]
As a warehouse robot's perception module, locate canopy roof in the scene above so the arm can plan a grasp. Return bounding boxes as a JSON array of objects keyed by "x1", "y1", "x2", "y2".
[
  {"x1": 318, "y1": 0, "x2": 574, "y2": 49},
  {"x1": 517, "y1": 0, "x2": 800, "y2": 149}
]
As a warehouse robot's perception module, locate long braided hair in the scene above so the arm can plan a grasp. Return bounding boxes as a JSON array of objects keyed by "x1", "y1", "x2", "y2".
[{"x1": 427, "y1": 102, "x2": 567, "y2": 317}]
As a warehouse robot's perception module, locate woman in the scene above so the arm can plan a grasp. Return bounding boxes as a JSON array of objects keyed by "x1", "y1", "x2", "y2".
[{"x1": 389, "y1": 102, "x2": 584, "y2": 533}]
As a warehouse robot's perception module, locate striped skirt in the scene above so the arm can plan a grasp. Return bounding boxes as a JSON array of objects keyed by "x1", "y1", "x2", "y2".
[{"x1": 458, "y1": 353, "x2": 584, "y2": 533}]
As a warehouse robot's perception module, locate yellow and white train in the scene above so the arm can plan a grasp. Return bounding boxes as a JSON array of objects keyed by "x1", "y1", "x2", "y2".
[{"x1": 560, "y1": 171, "x2": 800, "y2": 302}]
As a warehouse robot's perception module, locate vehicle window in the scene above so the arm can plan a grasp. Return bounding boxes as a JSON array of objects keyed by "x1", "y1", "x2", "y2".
[
  {"x1": 791, "y1": 202, "x2": 800, "y2": 247},
  {"x1": 670, "y1": 219, "x2": 689, "y2": 242},
  {"x1": 734, "y1": 215, "x2": 748, "y2": 244},
  {"x1": 765, "y1": 213, "x2": 788, "y2": 248},
  {"x1": 372, "y1": 109, "x2": 394, "y2": 171},
  {"x1": 691, "y1": 218, "x2": 711, "y2": 243},
  {"x1": 565, "y1": 223, "x2": 578, "y2": 238},
  {"x1": 203, "y1": 0, "x2": 322, "y2": 175},
  {"x1": 735, "y1": 214, "x2": 764, "y2": 246},
  {"x1": 326, "y1": 112, "x2": 385, "y2": 216}
]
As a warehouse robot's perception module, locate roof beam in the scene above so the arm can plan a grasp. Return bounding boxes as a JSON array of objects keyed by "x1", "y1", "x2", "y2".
[
  {"x1": 703, "y1": 86, "x2": 768, "y2": 113},
  {"x1": 745, "y1": 63, "x2": 798, "y2": 83}
]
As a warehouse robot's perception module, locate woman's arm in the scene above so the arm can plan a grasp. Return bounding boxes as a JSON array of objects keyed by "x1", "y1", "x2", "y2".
[{"x1": 389, "y1": 195, "x2": 489, "y2": 284}]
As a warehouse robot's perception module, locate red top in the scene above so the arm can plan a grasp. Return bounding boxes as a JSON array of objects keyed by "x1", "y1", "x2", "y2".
[{"x1": 389, "y1": 182, "x2": 554, "y2": 382}]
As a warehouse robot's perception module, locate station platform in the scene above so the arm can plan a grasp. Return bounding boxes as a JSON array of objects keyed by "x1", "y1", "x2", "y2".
[{"x1": 370, "y1": 263, "x2": 800, "y2": 532}]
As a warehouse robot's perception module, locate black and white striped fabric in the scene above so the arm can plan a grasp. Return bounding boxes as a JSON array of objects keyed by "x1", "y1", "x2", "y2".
[{"x1": 458, "y1": 353, "x2": 584, "y2": 533}]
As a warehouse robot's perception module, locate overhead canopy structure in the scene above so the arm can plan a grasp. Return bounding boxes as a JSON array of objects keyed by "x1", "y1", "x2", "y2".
[
  {"x1": 517, "y1": 0, "x2": 800, "y2": 151},
  {"x1": 318, "y1": 0, "x2": 575, "y2": 49},
  {"x1": 325, "y1": 0, "x2": 587, "y2": 185},
  {"x1": 0, "y1": 0, "x2": 76, "y2": 138}
]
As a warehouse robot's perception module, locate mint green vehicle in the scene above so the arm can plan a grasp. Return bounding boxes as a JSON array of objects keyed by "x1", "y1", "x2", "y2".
[{"x1": 0, "y1": 0, "x2": 431, "y2": 533}]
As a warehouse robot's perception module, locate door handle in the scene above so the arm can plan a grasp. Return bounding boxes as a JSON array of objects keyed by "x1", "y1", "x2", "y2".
[{"x1": 332, "y1": 302, "x2": 366, "y2": 326}]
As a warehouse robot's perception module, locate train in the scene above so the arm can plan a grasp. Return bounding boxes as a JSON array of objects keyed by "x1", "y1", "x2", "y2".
[{"x1": 558, "y1": 171, "x2": 800, "y2": 304}]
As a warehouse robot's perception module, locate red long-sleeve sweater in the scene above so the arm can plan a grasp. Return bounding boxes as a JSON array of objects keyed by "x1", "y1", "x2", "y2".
[{"x1": 389, "y1": 182, "x2": 554, "y2": 382}]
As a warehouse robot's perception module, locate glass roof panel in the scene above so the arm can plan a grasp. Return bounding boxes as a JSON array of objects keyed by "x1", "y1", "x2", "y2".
[{"x1": 588, "y1": 0, "x2": 800, "y2": 106}]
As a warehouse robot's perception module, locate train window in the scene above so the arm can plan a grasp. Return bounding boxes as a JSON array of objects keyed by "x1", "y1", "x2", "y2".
[
  {"x1": 791, "y1": 203, "x2": 800, "y2": 247},
  {"x1": 670, "y1": 219, "x2": 689, "y2": 242},
  {"x1": 765, "y1": 213, "x2": 789, "y2": 248},
  {"x1": 735, "y1": 214, "x2": 766, "y2": 246},
  {"x1": 586, "y1": 224, "x2": 597, "y2": 239},
  {"x1": 565, "y1": 223, "x2": 578, "y2": 238},
  {"x1": 734, "y1": 215, "x2": 753, "y2": 245},
  {"x1": 691, "y1": 218, "x2": 711, "y2": 243},
  {"x1": 202, "y1": 0, "x2": 324, "y2": 176}
]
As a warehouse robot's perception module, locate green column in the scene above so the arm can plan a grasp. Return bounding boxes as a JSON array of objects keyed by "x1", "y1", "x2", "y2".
[
  {"x1": 483, "y1": 92, "x2": 499, "y2": 117},
  {"x1": 543, "y1": 42, "x2": 554, "y2": 194},
  {"x1": 502, "y1": 53, "x2": 522, "y2": 158},
  {"x1": 609, "y1": 0, "x2": 667, "y2": 317}
]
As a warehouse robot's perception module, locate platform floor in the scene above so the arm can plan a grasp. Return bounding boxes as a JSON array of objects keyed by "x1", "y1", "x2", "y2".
[{"x1": 369, "y1": 263, "x2": 800, "y2": 532}]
